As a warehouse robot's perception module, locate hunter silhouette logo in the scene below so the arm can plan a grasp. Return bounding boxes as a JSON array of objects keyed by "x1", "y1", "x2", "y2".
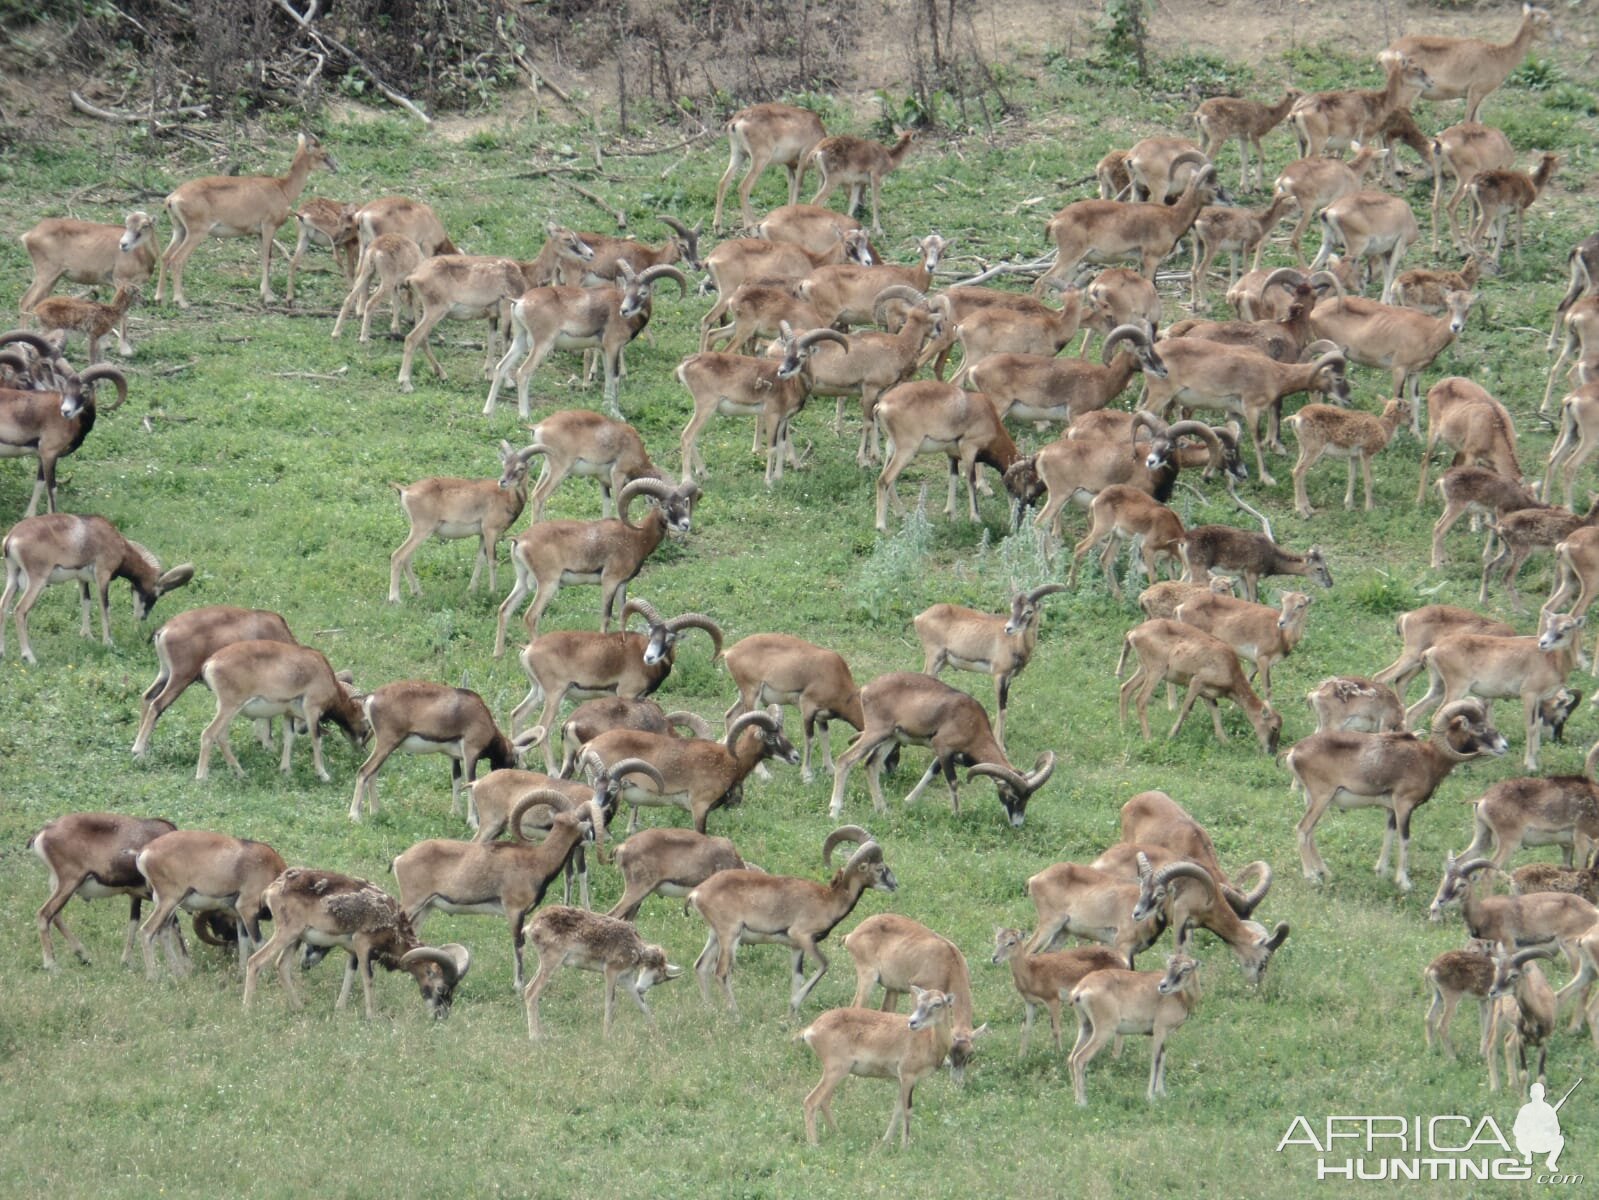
[
  {"x1": 1514, "y1": 1079, "x2": 1579, "y2": 1172},
  {"x1": 1277, "y1": 1077, "x2": 1584, "y2": 1183}
]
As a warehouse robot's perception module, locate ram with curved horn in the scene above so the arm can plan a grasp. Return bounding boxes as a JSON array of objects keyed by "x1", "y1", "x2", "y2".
[
  {"x1": 513, "y1": 409, "x2": 668, "y2": 521},
  {"x1": 686, "y1": 825, "x2": 897, "y2": 1016},
  {"x1": 582, "y1": 707, "x2": 800, "y2": 834},
  {"x1": 1126, "y1": 137, "x2": 1216, "y2": 205},
  {"x1": 828, "y1": 671, "x2": 1056, "y2": 828},
  {"x1": 798, "y1": 233, "x2": 948, "y2": 330},
  {"x1": 485, "y1": 262, "x2": 689, "y2": 420},
  {"x1": 507, "y1": 596, "x2": 723, "y2": 769},
  {"x1": 549, "y1": 699, "x2": 709, "y2": 779},
  {"x1": 1163, "y1": 268, "x2": 1340, "y2": 363},
  {"x1": 243, "y1": 868, "x2": 471, "y2": 1019},
  {"x1": 463, "y1": 759, "x2": 664, "y2": 910},
  {"x1": 1118, "y1": 789, "x2": 1273, "y2": 917},
  {"x1": 1089, "y1": 849, "x2": 1289, "y2": 984},
  {"x1": 788, "y1": 285, "x2": 944, "y2": 465},
  {"x1": 493, "y1": 477, "x2": 700, "y2": 654},
  {"x1": 1287, "y1": 699, "x2": 1508, "y2": 891},
  {"x1": 1035, "y1": 156, "x2": 1221, "y2": 297},
  {"x1": 392, "y1": 789, "x2": 605, "y2": 992},
  {"x1": 912, "y1": 583, "x2": 1067, "y2": 750},
  {"x1": 676, "y1": 325, "x2": 850, "y2": 486},
  {"x1": 965, "y1": 315, "x2": 1167, "y2": 431},
  {"x1": 1022, "y1": 403, "x2": 1241, "y2": 545},
  {"x1": 0, "y1": 331, "x2": 128, "y2": 517},
  {"x1": 1140, "y1": 335, "x2": 1351, "y2": 487}
]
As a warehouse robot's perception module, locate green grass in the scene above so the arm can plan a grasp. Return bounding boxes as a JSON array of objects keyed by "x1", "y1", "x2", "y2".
[{"x1": 1, "y1": 42, "x2": 1597, "y2": 1199}]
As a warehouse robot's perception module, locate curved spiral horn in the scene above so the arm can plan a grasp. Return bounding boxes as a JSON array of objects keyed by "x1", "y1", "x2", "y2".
[
  {"x1": 605, "y1": 757, "x2": 665, "y2": 791},
  {"x1": 666, "y1": 613, "x2": 724, "y2": 660},
  {"x1": 872, "y1": 284, "x2": 928, "y2": 329},
  {"x1": 617, "y1": 478, "x2": 675, "y2": 525},
  {"x1": 399, "y1": 943, "x2": 471, "y2": 986},
  {"x1": 1264, "y1": 267, "x2": 1307, "y2": 293},
  {"x1": 822, "y1": 825, "x2": 871, "y2": 867},
  {"x1": 1508, "y1": 944, "x2": 1560, "y2": 969},
  {"x1": 966, "y1": 761, "x2": 1029, "y2": 792},
  {"x1": 798, "y1": 327, "x2": 850, "y2": 352},
  {"x1": 1233, "y1": 860, "x2": 1273, "y2": 916},
  {"x1": 1131, "y1": 409, "x2": 1169, "y2": 443},
  {"x1": 1151, "y1": 861, "x2": 1220, "y2": 905},
  {"x1": 665, "y1": 710, "x2": 713, "y2": 739},
  {"x1": 1102, "y1": 322, "x2": 1150, "y2": 364},
  {"x1": 507, "y1": 789, "x2": 573, "y2": 843},
  {"x1": 725, "y1": 709, "x2": 779, "y2": 750},
  {"x1": 637, "y1": 264, "x2": 689, "y2": 296},
  {"x1": 623, "y1": 597, "x2": 664, "y2": 630},
  {"x1": 77, "y1": 365, "x2": 128, "y2": 411}
]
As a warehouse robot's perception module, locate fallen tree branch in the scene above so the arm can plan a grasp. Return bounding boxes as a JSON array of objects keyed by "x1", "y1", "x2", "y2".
[
  {"x1": 952, "y1": 255, "x2": 1054, "y2": 287},
  {"x1": 561, "y1": 180, "x2": 627, "y2": 229},
  {"x1": 271, "y1": 0, "x2": 431, "y2": 126},
  {"x1": 70, "y1": 91, "x2": 208, "y2": 124},
  {"x1": 272, "y1": 367, "x2": 348, "y2": 380}
]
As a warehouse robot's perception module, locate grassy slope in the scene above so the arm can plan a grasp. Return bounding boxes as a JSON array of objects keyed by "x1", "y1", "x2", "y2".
[{"x1": 0, "y1": 43, "x2": 1596, "y2": 1198}]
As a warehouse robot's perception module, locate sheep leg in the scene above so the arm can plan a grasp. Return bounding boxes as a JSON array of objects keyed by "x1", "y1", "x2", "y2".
[
  {"x1": 1070, "y1": 1012, "x2": 1113, "y2": 1105},
  {"x1": 1169, "y1": 680, "x2": 1206, "y2": 740},
  {"x1": 1295, "y1": 787, "x2": 1336, "y2": 883},
  {"x1": 788, "y1": 937, "x2": 829, "y2": 1015},
  {"x1": 35, "y1": 874, "x2": 94, "y2": 969},
  {"x1": 901, "y1": 758, "x2": 944, "y2": 808},
  {"x1": 803, "y1": 1061, "x2": 850, "y2": 1145}
]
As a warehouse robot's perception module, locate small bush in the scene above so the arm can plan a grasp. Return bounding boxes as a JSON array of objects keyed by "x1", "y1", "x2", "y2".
[
  {"x1": 847, "y1": 496, "x2": 935, "y2": 623},
  {"x1": 1345, "y1": 571, "x2": 1421, "y2": 615}
]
